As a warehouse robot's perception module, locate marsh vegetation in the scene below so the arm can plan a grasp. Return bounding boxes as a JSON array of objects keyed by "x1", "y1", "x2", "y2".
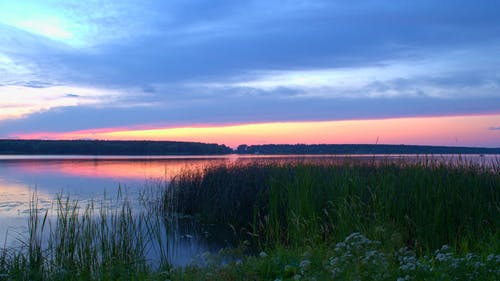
[{"x1": 0, "y1": 157, "x2": 498, "y2": 280}]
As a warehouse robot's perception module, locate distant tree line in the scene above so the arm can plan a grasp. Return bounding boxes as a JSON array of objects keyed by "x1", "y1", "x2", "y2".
[
  {"x1": 0, "y1": 140, "x2": 232, "y2": 155},
  {"x1": 1, "y1": 140, "x2": 498, "y2": 155},
  {"x1": 236, "y1": 144, "x2": 500, "y2": 155}
]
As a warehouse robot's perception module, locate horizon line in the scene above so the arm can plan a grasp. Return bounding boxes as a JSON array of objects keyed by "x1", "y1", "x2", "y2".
[{"x1": 1, "y1": 138, "x2": 499, "y2": 150}]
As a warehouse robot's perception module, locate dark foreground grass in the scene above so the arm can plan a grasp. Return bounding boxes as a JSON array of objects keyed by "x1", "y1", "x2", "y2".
[{"x1": 0, "y1": 157, "x2": 498, "y2": 280}]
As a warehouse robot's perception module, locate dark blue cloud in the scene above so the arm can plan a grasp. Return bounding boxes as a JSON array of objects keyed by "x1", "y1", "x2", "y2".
[{"x1": 5, "y1": 0, "x2": 500, "y2": 86}]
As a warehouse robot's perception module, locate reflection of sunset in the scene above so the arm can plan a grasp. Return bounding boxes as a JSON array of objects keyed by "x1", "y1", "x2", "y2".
[
  {"x1": 12, "y1": 159, "x2": 232, "y2": 181},
  {"x1": 0, "y1": 180, "x2": 51, "y2": 216},
  {"x1": 14, "y1": 114, "x2": 500, "y2": 147}
]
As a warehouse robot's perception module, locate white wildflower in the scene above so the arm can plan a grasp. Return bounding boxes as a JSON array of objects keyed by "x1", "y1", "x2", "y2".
[
  {"x1": 396, "y1": 275, "x2": 411, "y2": 281},
  {"x1": 474, "y1": 261, "x2": 484, "y2": 268},
  {"x1": 487, "y1": 254, "x2": 494, "y2": 262},
  {"x1": 436, "y1": 253, "x2": 447, "y2": 262},
  {"x1": 299, "y1": 259, "x2": 311, "y2": 269}
]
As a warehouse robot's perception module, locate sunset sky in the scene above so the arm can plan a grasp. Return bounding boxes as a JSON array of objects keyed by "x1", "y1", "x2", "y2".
[{"x1": 1, "y1": 0, "x2": 499, "y2": 147}]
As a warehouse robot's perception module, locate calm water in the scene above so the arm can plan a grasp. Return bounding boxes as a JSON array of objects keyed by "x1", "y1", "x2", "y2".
[{"x1": 0, "y1": 154, "x2": 497, "y2": 265}]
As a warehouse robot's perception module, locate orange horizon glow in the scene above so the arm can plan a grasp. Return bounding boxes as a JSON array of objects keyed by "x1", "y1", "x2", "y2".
[{"x1": 11, "y1": 114, "x2": 500, "y2": 148}]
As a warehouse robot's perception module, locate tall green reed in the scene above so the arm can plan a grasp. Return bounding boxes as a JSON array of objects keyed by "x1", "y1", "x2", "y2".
[
  {"x1": 0, "y1": 188, "x2": 174, "y2": 281},
  {"x1": 165, "y1": 158, "x2": 499, "y2": 254}
]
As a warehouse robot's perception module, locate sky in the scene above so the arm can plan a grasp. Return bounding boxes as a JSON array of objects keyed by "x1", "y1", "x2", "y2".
[{"x1": 0, "y1": 0, "x2": 499, "y2": 147}]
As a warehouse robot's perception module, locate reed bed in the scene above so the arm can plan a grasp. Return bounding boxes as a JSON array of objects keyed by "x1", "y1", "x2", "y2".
[
  {"x1": 165, "y1": 158, "x2": 499, "y2": 253},
  {"x1": 0, "y1": 191, "x2": 172, "y2": 281}
]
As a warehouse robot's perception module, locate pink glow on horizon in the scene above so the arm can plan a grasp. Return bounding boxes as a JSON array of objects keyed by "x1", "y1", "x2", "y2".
[{"x1": 12, "y1": 114, "x2": 500, "y2": 148}]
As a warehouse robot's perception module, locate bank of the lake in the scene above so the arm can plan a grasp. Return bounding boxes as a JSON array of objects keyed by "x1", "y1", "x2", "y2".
[
  {"x1": 2, "y1": 139, "x2": 500, "y2": 156},
  {"x1": 0, "y1": 157, "x2": 498, "y2": 280}
]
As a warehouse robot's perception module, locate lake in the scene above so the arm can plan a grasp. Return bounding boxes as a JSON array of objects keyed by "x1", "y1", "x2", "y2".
[{"x1": 0, "y1": 154, "x2": 497, "y2": 266}]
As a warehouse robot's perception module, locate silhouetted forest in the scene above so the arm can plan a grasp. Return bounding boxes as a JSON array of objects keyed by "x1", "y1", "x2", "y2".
[
  {"x1": 1, "y1": 140, "x2": 499, "y2": 155},
  {"x1": 0, "y1": 140, "x2": 232, "y2": 155},
  {"x1": 236, "y1": 144, "x2": 500, "y2": 154}
]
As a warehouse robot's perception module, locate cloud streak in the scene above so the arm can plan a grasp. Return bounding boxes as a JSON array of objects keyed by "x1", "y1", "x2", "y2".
[
  {"x1": 197, "y1": 49, "x2": 500, "y2": 99},
  {"x1": 0, "y1": 85, "x2": 135, "y2": 121}
]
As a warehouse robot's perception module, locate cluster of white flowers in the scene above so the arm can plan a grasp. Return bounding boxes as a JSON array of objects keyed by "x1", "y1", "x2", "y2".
[
  {"x1": 430, "y1": 245, "x2": 500, "y2": 279},
  {"x1": 271, "y1": 251, "x2": 316, "y2": 281},
  {"x1": 395, "y1": 247, "x2": 430, "y2": 280},
  {"x1": 395, "y1": 244, "x2": 500, "y2": 280},
  {"x1": 486, "y1": 254, "x2": 500, "y2": 275},
  {"x1": 434, "y1": 245, "x2": 454, "y2": 262},
  {"x1": 325, "y1": 232, "x2": 389, "y2": 280},
  {"x1": 192, "y1": 232, "x2": 499, "y2": 280}
]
